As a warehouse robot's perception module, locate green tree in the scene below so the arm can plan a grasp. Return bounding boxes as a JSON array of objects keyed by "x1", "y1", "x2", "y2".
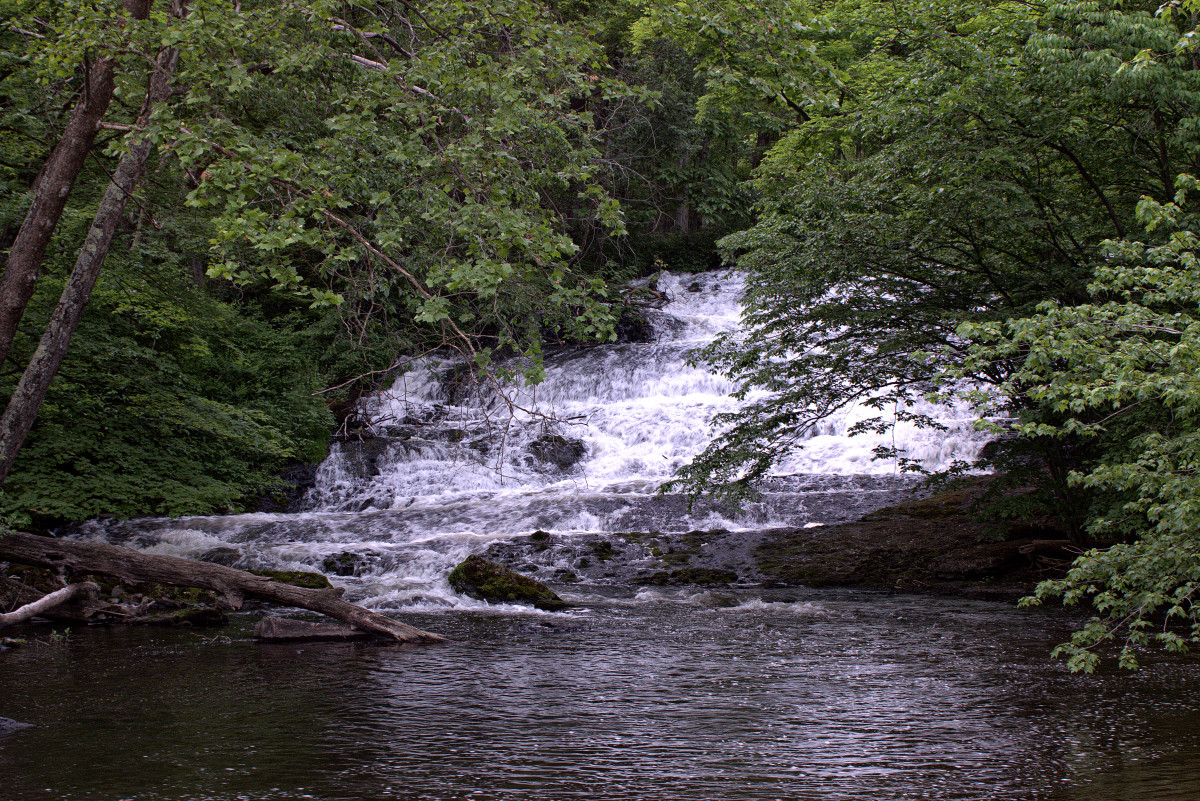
[
  {"x1": 172, "y1": 0, "x2": 631, "y2": 372},
  {"x1": 669, "y1": 0, "x2": 1192, "y2": 515},
  {"x1": 0, "y1": 0, "x2": 637, "y2": 521},
  {"x1": 963, "y1": 181, "x2": 1200, "y2": 671}
]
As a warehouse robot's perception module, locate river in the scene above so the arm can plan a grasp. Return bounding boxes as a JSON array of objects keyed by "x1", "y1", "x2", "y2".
[
  {"x1": 2, "y1": 270, "x2": 1199, "y2": 799},
  {"x1": 3, "y1": 593, "x2": 1200, "y2": 800}
]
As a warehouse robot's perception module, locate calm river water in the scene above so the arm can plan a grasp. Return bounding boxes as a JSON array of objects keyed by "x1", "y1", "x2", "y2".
[{"x1": 3, "y1": 588, "x2": 1200, "y2": 801}]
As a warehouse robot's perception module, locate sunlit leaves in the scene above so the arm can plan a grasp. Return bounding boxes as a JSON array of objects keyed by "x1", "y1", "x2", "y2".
[{"x1": 170, "y1": 0, "x2": 629, "y2": 373}]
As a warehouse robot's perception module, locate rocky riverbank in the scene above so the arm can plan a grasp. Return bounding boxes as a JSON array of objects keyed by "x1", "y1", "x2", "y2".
[
  {"x1": 2, "y1": 482, "x2": 1078, "y2": 633},
  {"x1": 479, "y1": 480, "x2": 1075, "y2": 602}
]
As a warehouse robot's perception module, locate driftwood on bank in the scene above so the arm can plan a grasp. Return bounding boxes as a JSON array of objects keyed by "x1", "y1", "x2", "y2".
[
  {"x1": 0, "y1": 530, "x2": 445, "y2": 643},
  {"x1": 0, "y1": 581, "x2": 98, "y2": 627}
]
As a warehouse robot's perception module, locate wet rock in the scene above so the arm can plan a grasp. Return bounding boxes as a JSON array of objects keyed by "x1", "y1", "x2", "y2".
[
  {"x1": 441, "y1": 364, "x2": 481, "y2": 405},
  {"x1": 256, "y1": 463, "x2": 320, "y2": 513},
  {"x1": 528, "y1": 435, "x2": 586, "y2": 470},
  {"x1": 322, "y1": 552, "x2": 367, "y2": 577},
  {"x1": 249, "y1": 570, "x2": 333, "y2": 590},
  {"x1": 199, "y1": 547, "x2": 242, "y2": 567},
  {"x1": 640, "y1": 568, "x2": 739, "y2": 586},
  {"x1": 687, "y1": 280, "x2": 703, "y2": 293},
  {"x1": 337, "y1": 439, "x2": 391, "y2": 480},
  {"x1": 614, "y1": 309, "x2": 655, "y2": 343},
  {"x1": 448, "y1": 555, "x2": 568, "y2": 611}
]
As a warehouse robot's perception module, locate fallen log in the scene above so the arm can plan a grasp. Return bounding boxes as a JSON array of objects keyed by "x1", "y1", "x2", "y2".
[
  {"x1": 0, "y1": 581, "x2": 98, "y2": 628},
  {"x1": 254, "y1": 616, "x2": 378, "y2": 642},
  {"x1": 0, "y1": 530, "x2": 445, "y2": 643}
]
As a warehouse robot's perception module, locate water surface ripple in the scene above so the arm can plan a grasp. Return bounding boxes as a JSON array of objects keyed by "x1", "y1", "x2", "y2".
[{"x1": 3, "y1": 591, "x2": 1200, "y2": 800}]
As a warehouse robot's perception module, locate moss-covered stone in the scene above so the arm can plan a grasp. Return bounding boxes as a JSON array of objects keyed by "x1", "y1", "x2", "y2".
[
  {"x1": 321, "y1": 552, "x2": 366, "y2": 577},
  {"x1": 448, "y1": 555, "x2": 568, "y2": 611},
  {"x1": 527, "y1": 435, "x2": 586, "y2": 470},
  {"x1": 590, "y1": 542, "x2": 617, "y2": 561},
  {"x1": 249, "y1": 569, "x2": 333, "y2": 589},
  {"x1": 146, "y1": 583, "x2": 224, "y2": 605},
  {"x1": 640, "y1": 567, "x2": 738, "y2": 586}
]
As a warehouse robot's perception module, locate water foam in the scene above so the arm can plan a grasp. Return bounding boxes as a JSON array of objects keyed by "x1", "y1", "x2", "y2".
[{"x1": 79, "y1": 269, "x2": 990, "y2": 610}]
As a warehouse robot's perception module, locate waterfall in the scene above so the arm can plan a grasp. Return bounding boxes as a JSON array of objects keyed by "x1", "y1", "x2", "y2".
[{"x1": 72, "y1": 269, "x2": 989, "y2": 610}]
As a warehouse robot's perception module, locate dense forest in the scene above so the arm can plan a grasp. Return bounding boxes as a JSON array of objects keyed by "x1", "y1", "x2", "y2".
[{"x1": 1, "y1": 0, "x2": 1199, "y2": 669}]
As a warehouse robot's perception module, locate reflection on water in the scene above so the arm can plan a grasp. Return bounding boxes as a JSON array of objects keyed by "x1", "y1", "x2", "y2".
[{"x1": 3, "y1": 590, "x2": 1200, "y2": 800}]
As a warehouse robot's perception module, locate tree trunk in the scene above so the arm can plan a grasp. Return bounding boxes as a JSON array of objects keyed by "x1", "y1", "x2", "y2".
[
  {"x1": 0, "y1": 530, "x2": 446, "y2": 643},
  {"x1": 0, "y1": 10, "x2": 175, "y2": 485},
  {"x1": 0, "y1": 0, "x2": 153, "y2": 368}
]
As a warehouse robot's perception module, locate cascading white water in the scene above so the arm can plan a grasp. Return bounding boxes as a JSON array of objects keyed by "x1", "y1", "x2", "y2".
[{"x1": 74, "y1": 269, "x2": 990, "y2": 610}]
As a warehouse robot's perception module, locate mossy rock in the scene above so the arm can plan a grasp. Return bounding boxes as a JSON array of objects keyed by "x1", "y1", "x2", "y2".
[
  {"x1": 448, "y1": 555, "x2": 568, "y2": 611},
  {"x1": 640, "y1": 567, "x2": 738, "y2": 586},
  {"x1": 249, "y1": 569, "x2": 333, "y2": 590},
  {"x1": 145, "y1": 583, "x2": 224, "y2": 605},
  {"x1": 590, "y1": 542, "x2": 617, "y2": 561},
  {"x1": 321, "y1": 552, "x2": 366, "y2": 577},
  {"x1": 527, "y1": 435, "x2": 586, "y2": 470}
]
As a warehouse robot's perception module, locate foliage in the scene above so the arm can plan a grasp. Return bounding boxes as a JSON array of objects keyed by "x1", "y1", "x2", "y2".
[
  {"x1": 668, "y1": 0, "x2": 1191, "y2": 509},
  {"x1": 166, "y1": 0, "x2": 633, "y2": 369},
  {"x1": 0, "y1": 239, "x2": 334, "y2": 524},
  {"x1": 0, "y1": 0, "x2": 653, "y2": 522},
  {"x1": 965, "y1": 182, "x2": 1200, "y2": 671}
]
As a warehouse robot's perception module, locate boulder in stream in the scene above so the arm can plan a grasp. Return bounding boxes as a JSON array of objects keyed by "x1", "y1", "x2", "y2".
[
  {"x1": 322, "y1": 551, "x2": 367, "y2": 577},
  {"x1": 448, "y1": 555, "x2": 568, "y2": 611},
  {"x1": 527, "y1": 435, "x2": 586, "y2": 470},
  {"x1": 640, "y1": 567, "x2": 739, "y2": 586}
]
